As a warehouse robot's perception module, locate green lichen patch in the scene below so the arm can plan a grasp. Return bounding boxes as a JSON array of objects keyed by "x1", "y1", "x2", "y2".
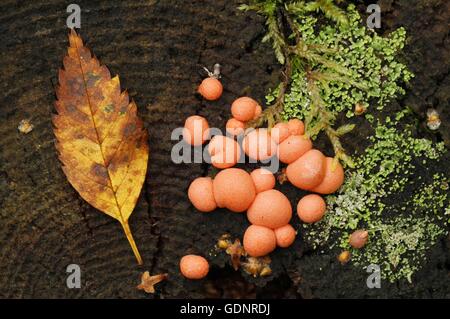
[
  {"x1": 250, "y1": 1, "x2": 413, "y2": 166},
  {"x1": 277, "y1": 4, "x2": 413, "y2": 121},
  {"x1": 241, "y1": 0, "x2": 448, "y2": 284},
  {"x1": 303, "y1": 113, "x2": 449, "y2": 283}
]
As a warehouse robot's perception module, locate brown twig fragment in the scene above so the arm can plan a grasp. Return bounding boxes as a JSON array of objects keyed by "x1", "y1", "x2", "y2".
[
  {"x1": 217, "y1": 235, "x2": 247, "y2": 271},
  {"x1": 242, "y1": 256, "x2": 272, "y2": 277},
  {"x1": 137, "y1": 271, "x2": 168, "y2": 294}
]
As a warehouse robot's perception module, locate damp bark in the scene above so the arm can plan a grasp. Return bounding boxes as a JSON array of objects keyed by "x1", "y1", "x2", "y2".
[{"x1": 0, "y1": 0, "x2": 448, "y2": 298}]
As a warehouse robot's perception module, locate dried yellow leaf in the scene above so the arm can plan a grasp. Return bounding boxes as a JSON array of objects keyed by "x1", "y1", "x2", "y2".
[{"x1": 53, "y1": 29, "x2": 149, "y2": 264}]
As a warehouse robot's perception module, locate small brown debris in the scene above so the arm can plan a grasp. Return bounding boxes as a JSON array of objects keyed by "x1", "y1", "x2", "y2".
[
  {"x1": 354, "y1": 102, "x2": 366, "y2": 115},
  {"x1": 426, "y1": 108, "x2": 441, "y2": 130},
  {"x1": 277, "y1": 168, "x2": 288, "y2": 184},
  {"x1": 217, "y1": 239, "x2": 229, "y2": 249},
  {"x1": 226, "y1": 239, "x2": 246, "y2": 270},
  {"x1": 217, "y1": 235, "x2": 246, "y2": 270},
  {"x1": 259, "y1": 265, "x2": 272, "y2": 277},
  {"x1": 136, "y1": 271, "x2": 168, "y2": 294},
  {"x1": 217, "y1": 234, "x2": 231, "y2": 249},
  {"x1": 18, "y1": 119, "x2": 34, "y2": 134},
  {"x1": 242, "y1": 256, "x2": 272, "y2": 278},
  {"x1": 203, "y1": 63, "x2": 222, "y2": 79},
  {"x1": 216, "y1": 236, "x2": 272, "y2": 277}
]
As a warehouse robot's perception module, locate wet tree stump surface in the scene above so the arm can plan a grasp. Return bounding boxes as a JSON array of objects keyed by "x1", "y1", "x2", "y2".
[{"x1": 0, "y1": 0, "x2": 448, "y2": 298}]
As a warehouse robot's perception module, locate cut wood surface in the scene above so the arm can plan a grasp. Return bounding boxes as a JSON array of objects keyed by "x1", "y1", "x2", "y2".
[{"x1": 0, "y1": 0, "x2": 448, "y2": 298}]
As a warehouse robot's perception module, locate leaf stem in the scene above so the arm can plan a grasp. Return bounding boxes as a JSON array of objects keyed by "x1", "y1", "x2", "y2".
[
  {"x1": 69, "y1": 29, "x2": 144, "y2": 263},
  {"x1": 121, "y1": 221, "x2": 143, "y2": 265}
]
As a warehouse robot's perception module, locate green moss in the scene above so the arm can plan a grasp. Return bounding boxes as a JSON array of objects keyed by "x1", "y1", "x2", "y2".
[
  {"x1": 303, "y1": 114, "x2": 448, "y2": 282},
  {"x1": 242, "y1": 1, "x2": 414, "y2": 166},
  {"x1": 275, "y1": 4, "x2": 413, "y2": 121},
  {"x1": 242, "y1": 1, "x2": 448, "y2": 283}
]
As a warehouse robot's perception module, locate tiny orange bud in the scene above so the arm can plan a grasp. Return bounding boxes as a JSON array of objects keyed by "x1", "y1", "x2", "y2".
[
  {"x1": 231, "y1": 97, "x2": 258, "y2": 122},
  {"x1": 198, "y1": 77, "x2": 223, "y2": 101},
  {"x1": 180, "y1": 255, "x2": 209, "y2": 280},
  {"x1": 226, "y1": 118, "x2": 245, "y2": 136},
  {"x1": 253, "y1": 104, "x2": 263, "y2": 120},
  {"x1": 337, "y1": 250, "x2": 351, "y2": 264},
  {"x1": 287, "y1": 119, "x2": 305, "y2": 135},
  {"x1": 349, "y1": 229, "x2": 369, "y2": 249}
]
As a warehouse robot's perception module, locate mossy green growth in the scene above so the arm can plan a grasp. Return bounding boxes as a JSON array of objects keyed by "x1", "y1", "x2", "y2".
[
  {"x1": 303, "y1": 113, "x2": 449, "y2": 283},
  {"x1": 269, "y1": 4, "x2": 414, "y2": 121},
  {"x1": 242, "y1": 1, "x2": 414, "y2": 166}
]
